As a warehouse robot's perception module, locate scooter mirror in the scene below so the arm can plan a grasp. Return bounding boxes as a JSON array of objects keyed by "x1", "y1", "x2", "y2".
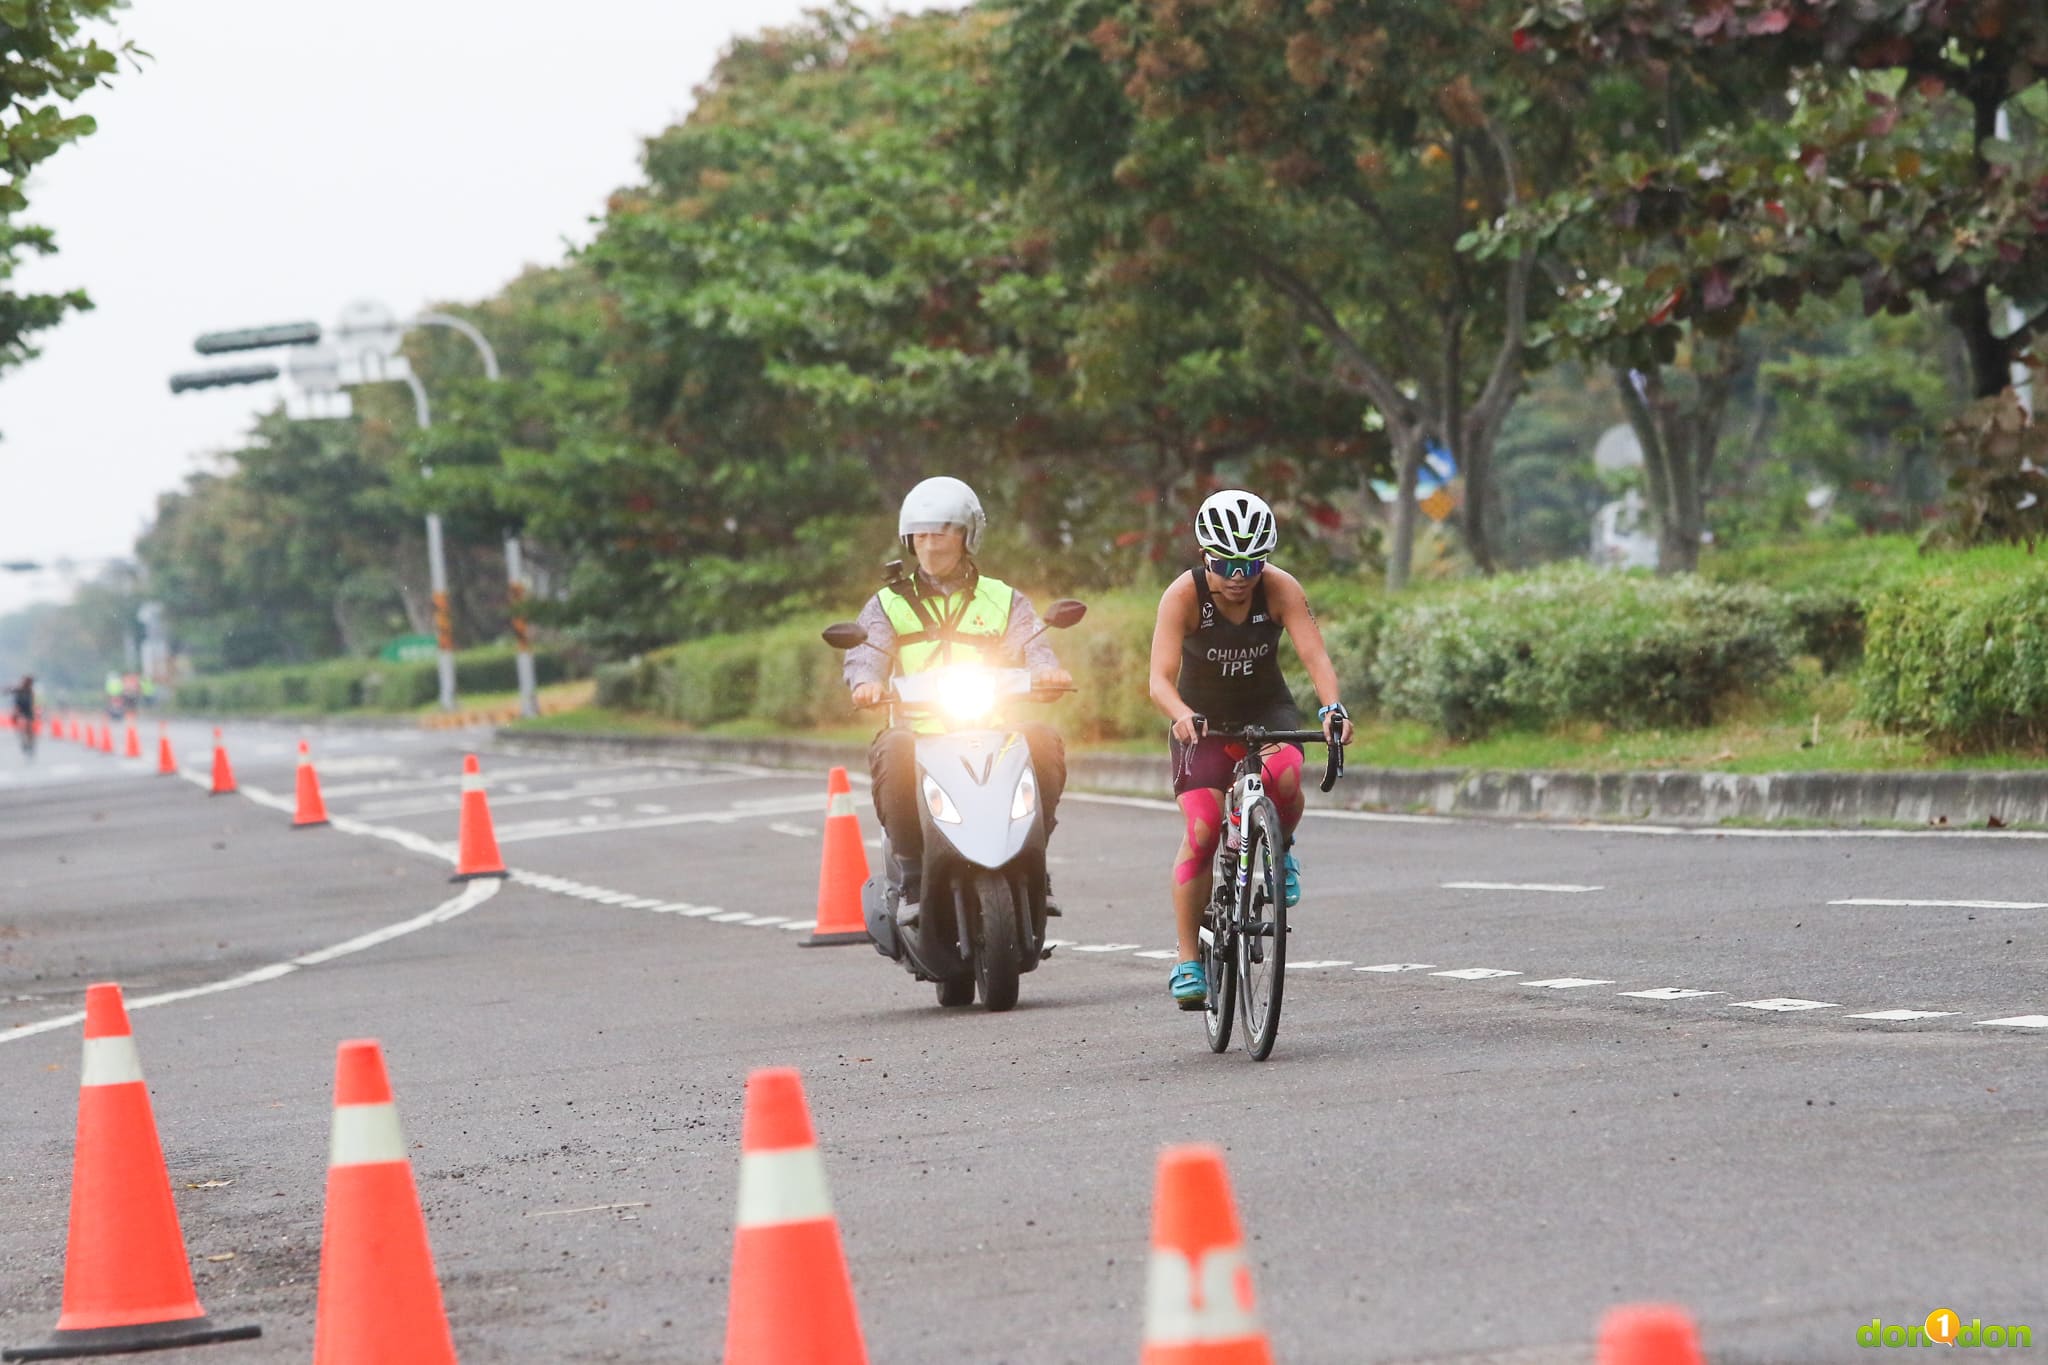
[
  {"x1": 1045, "y1": 599, "x2": 1087, "y2": 629},
  {"x1": 822, "y1": 621, "x2": 868, "y2": 649}
]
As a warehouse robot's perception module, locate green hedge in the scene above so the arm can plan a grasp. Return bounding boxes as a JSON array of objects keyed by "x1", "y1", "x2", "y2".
[
  {"x1": 1368, "y1": 568, "x2": 1796, "y2": 739},
  {"x1": 1860, "y1": 566, "x2": 2048, "y2": 751},
  {"x1": 173, "y1": 645, "x2": 585, "y2": 715}
]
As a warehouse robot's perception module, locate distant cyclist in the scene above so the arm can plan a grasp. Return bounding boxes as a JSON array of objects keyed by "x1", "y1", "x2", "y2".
[
  {"x1": 11, "y1": 674, "x2": 36, "y2": 753},
  {"x1": 1145, "y1": 491, "x2": 1353, "y2": 1009}
]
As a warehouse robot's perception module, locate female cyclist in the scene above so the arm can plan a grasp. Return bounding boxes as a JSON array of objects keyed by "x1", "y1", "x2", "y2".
[{"x1": 1146, "y1": 490, "x2": 1354, "y2": 1009}]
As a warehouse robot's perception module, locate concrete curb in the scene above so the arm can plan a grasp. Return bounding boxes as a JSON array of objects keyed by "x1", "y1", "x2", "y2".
[{"x1": 497, "y1": 728, "x2": 2048, "y2": 830}]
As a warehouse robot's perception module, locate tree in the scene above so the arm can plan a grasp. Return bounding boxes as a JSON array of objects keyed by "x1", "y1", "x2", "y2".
[
  {"x1": 996, "y1": 0, "x2": 1582, "y2": 587},
  {"x1": 1517, "y1": 0, "x2": 2048, "y2": 398},
  {"x1": 136, "y1": 410, "x2": 420, "y2": 668},
  {"x1": 2, "y1": 0, "x2": 134, "y2": 400}
]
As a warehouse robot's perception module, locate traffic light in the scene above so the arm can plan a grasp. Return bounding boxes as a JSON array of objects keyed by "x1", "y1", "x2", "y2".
[
  {"x1": 168, "y1": 364, "x2": 282, "y2": 394},
  {"x1": 193, "y1": 322, "x2": 321, "y2": 354}
]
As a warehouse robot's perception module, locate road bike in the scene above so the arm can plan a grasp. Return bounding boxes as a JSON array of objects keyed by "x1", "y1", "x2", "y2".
[{"x1": 1188, "y1": 721, "x2": 1344, "y2": 1061}]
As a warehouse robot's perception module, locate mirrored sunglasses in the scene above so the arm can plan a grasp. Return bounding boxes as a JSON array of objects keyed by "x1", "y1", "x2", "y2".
[{"x1": 1206, "y1": 555, "x2": 1266, "y2": 580}]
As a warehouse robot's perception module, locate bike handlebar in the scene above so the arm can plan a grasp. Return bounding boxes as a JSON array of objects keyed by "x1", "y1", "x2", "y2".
[{"x1": 1184, "y1": 718, "x2": 1347, "y2": 793}]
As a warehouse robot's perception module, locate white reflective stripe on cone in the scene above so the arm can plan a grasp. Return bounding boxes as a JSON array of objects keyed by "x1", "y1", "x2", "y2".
[
  {"x1": 461, "y1": 774, "x2": 486, "y2": 793},
  {"x1": 736, "y1": 1147, "x2": 834, "y2": 1228},
  {"x1": 79, "y1": 1035, "x2": 145, "y2": 1087},
  {"x1": 330, "y1": 1102, "x2": 408, "y2": 1167},
  {"x1": 1143, "y1": 1247, "x2": 1263, "y2": 1345},
  {"x1": 827, "y1": 793, "x2": 856, "y2": 818}
]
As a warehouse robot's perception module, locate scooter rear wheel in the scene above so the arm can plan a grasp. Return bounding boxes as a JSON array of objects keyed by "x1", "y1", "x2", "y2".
[{"x1": 936, "y1": 976, "x2": 975, "y2": 1007}]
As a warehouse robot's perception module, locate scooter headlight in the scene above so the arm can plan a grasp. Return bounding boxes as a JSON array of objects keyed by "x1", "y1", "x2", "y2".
[
  {"x1": 936, "y1": 668, "x2": 998, "y2": 722},
  {"x1": 1010, "y1": 767, "x2": 1038, "y2": 821},
  {"x1": 922, "y1": 774, "x2": 962, "y2": 824}
]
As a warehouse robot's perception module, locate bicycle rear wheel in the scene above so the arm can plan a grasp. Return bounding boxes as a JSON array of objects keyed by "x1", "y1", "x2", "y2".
[{"x1": 1236, "y1": 797, "x2": 1287, "y2": 1060}]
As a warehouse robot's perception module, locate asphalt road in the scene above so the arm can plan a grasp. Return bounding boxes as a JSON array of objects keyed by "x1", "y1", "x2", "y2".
[{"x1": 1, "y1": 719, "x2": 2042, "y2": 1363}]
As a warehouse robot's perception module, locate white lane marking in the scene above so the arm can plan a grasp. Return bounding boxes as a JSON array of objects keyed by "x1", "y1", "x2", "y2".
[
  {"x1": 634, "y1": 804, "x2": 668, "y2": 815},
  {"x1": 622, "y1": 897, "x2": 665, "y2": 910},
  {"x1": 1522, "y1": 977, "x2": 1616, "y2": 990},
  {"x1": 1356, "y1": 963, "x2": 1436, "y2": 973},
  {"x1": 585, "y1": 797, "x2": 617, "y2": 808},
  {"x1": 1072, "y1": 788, "x2": 2048, "y2": 841},
  {"x1": 779, "y1": 920, "x2": 817, "y2": 933},
  {"x1": 0, "y1": 881, "x2": 499, "y2": 1047},
  {"x1": 1831, "y1": 898, "x2": 2048, "y2": 910},
  {"x1": 682, "y1": 906, "x2": 727, "y2": 918},
  {"x1": 1432, "y1": 968, "x2": 1521, "y2": 980},
  {"x1": 1978, "y1": 1015, "x2": 2048, "y2": 1029},
  {"x1": 1443, "y1": 881, "x2": 1604, "y2": 893},
  {"x1": 1619, "y1": 988, "x2": 1724, "y2": 1000},
  {"x1": 1072, "y1": 943, "x2": 1143, "y2": 953},
  {"x1": 736, "y1": 916, "x2": 790, "y2": 928},
  {"x1": 1068, "y1": 791, "x2": 1455, "y2": 826},
  {"x1": 354, "y1": 773, "x2": 735, "y2": 818},
  {"x1": 1290, "y1": 960, "x2": 1354, "y2": 970},
  {"x1": 768, "y1": 822, "x2": 815, "y2": 838},
  {"x1": 1850, "y1": 1010, "x2": 1959, "y2": 1021},
  {"x1": 1730, "y1": 998, "x2": 1839, "y2": 1012},
  {"x1": 495, "y1": 793, "x2": 850, "y2": 844},
  {"x1": 709, "y1": 911, "x2": 756, "y2": 923},
  {"x1": 320, "y1": 763, "x2": 570, "y2": 799},
  {"x1": 1134, "y1": 949, "x2": 1180, "y2": 959}
]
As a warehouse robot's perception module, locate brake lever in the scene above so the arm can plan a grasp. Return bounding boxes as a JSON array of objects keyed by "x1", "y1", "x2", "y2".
[{"x1": 1320, "y1": 740, "x2": 1345, "y2": 793}]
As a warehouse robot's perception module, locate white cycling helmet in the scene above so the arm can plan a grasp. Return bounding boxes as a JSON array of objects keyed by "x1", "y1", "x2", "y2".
[
  {"x1": 1194, "y1": 489, "x2": 1277, "y2": 559},
  {"x1": 899, "y1": 476, "x2": 986, "y2": 555}
]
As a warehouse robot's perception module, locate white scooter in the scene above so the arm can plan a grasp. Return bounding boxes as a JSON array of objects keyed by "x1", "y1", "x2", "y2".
[{"x1": 821, "y1": 599, "x2": 1084, "y2": 1011}]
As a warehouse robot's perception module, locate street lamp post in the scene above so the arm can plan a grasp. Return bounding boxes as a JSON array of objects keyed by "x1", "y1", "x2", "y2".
[{"x1": 174, "y1": 305, "x2": 540, "y2": 718}]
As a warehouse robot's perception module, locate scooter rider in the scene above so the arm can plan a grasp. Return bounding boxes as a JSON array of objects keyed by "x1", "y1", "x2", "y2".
[{"x1": 844, "y1": 476, "x2": 1071, "y2": 926}]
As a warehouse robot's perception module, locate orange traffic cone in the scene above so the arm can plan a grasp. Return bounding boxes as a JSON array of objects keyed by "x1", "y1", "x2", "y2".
[
  {"x1": 1140, "y1": 1145, "x2": 1272, "y2": 1365},
  {"x1": 450, "y1": 754, "x2": 506, "y2": 880},
  {"x1": 122, "y1": 722, "x2": 140, "y2": 759},
  {"x1": 207, "y1": 731, "x2": 235, "y2": 796},
  {"x1": 802, "y1": 767, "x2": 871, "y2": 947},
  {"x1": 1597, "y1": 1305, "x2": 1704, "y2": 1365},
  {"x1": 156, "y1": 727, "x2": 176, "y2": 777},
  {"x1": 2, "y1": 985, "x2": 260, "y2": 1361},
  {"x1": 724, "y1": 1068, "x2": 866, "y2": 1365},
  {"x1": 96, "y1": 723, "x2": 113, "y2": 755},
  {"x1": 312, "y1": 1040, "x2": 457, "y2": 1365},
  {"x1": 293, "y1": 742, "x2": 331, "y2": 829}
]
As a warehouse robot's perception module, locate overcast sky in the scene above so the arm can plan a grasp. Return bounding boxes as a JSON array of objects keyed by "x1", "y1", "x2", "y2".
[{"x1": 0, "y1": 0, "x2": 956, "y2": 615}]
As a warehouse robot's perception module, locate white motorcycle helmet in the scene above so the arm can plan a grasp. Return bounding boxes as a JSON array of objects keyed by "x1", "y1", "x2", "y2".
[
  {"x1": 1194, "y1": 489, "x2": 1278, "y2": 559},
  {"x1": 899, "y1": 476, "x2": 986, "y2": 556}
]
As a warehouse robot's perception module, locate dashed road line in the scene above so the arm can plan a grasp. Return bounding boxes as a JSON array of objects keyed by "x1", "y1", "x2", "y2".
[
  {"x1": 1443, "y1": 881, "x2": 1604, "y2": 893},
  {"x1": 1830, "y1": 898, "x2": 2048, "y2": 910}
]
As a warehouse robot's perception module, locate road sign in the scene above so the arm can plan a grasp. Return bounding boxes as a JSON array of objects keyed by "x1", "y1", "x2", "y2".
[
  {"x1": 336, "y1": 352, "x2": 412, "y2": 388},
  {"x1": 287, "y1": 344, "x2": 344, "y2": 395},
  {"x1": 333, "y1": 300, "x2": 405, "y2": 360},
  {"x1": 194, "y1": 321, "x2": 321, "y2": 355}
]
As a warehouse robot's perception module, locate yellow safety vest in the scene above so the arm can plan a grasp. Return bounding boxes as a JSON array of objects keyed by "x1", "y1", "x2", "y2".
[{"x1": 879, "y1": 574, "x2": 1015, "y2": 675}]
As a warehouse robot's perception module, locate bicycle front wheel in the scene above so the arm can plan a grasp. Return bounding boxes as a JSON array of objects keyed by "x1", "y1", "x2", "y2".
[{"x1": 1236, "y1": 797, "x2": 1287, "y2": 1060}]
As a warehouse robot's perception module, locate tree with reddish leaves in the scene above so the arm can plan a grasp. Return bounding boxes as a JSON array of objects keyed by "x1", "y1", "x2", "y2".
[{"x1": 1499, "y1": 0, "x2": 2048, "y2": 565}]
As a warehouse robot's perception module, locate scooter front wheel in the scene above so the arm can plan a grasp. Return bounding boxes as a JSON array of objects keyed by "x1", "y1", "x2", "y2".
[{"x1": 972, "y1": 872, "x2": 1021, "y2": 1013}]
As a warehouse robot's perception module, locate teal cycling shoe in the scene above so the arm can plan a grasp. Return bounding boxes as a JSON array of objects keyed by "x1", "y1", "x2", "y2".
[
  {"x1": 1169, "y1": 959, "x2": 1208, "y2": 1010},
  {"x1": 1284, "y1": 851, "x2": 1301, "y2": 908}
]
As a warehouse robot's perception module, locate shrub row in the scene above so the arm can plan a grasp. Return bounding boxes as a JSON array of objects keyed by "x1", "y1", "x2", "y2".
[
  {"x1": 174, "y1": 646, "x2": 585, "y2": 714},
  {"x1": 1860, "y1": 566, "x2": 2048, "y2": 751}
]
